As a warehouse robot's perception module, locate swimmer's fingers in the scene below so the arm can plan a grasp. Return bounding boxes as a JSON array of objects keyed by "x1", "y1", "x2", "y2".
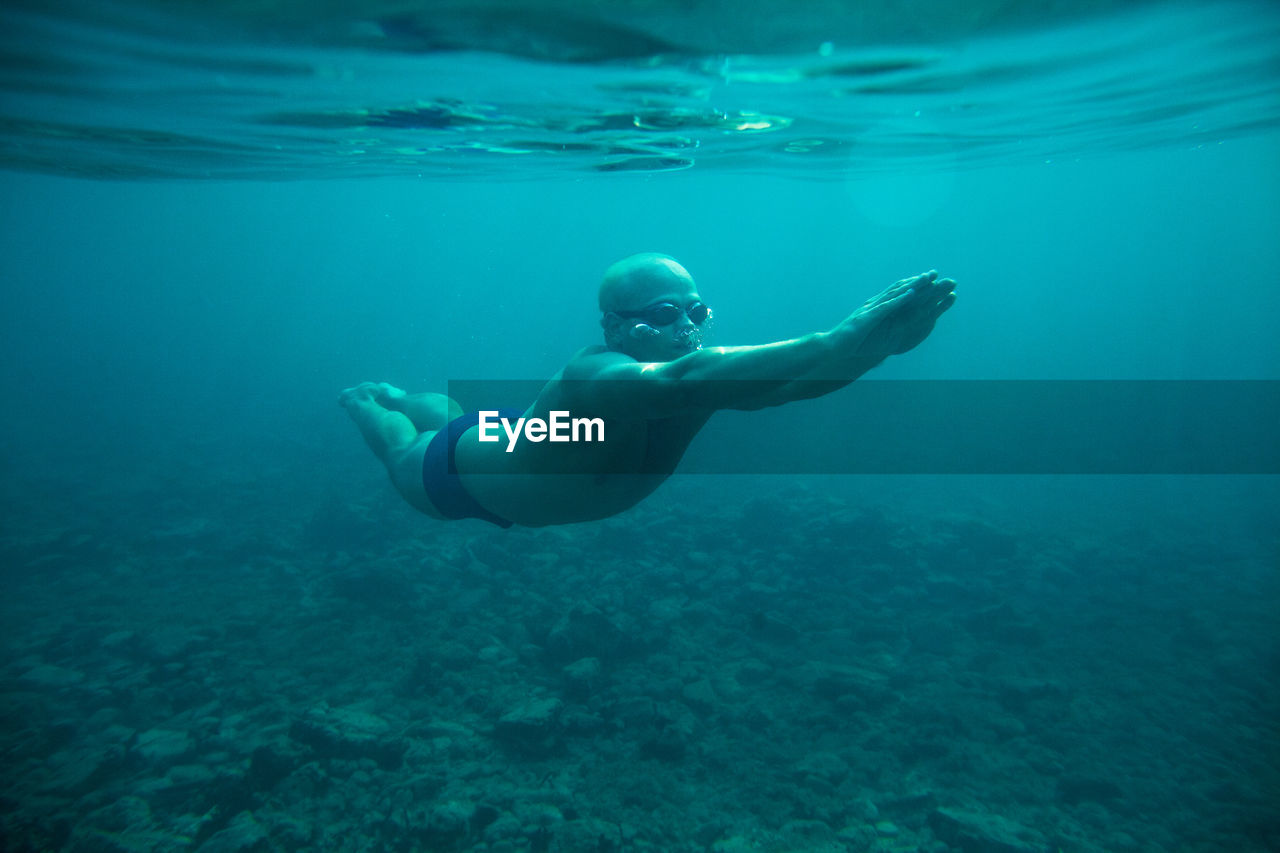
[
  {"x1": 925, "y1": 279, "x2": 956, "y2": 318},
  {"x1": 853, "y1": 286, "x2": 918, "y2": 339},
  {"x1": 867, "y1": 284, "x2": 918, "y2": 317},
  {"x1": 837, "y1": 284, "x2": 914, "y2": 346},
  {"x1": 915, "y1": 274, "x2": 950, "y2": 300},
  {"x1": 865, "y1": 270, "x2": 936, "y2": 307},
  {"x1": 903, "y1": 276, "x2": 954, "y2": 319},
  {"x1": 931, "y1": 289, "x2": 957, "y2": 318},
  {"x1": 897, "y1": 271, "x2": 937, "y2": 299}
]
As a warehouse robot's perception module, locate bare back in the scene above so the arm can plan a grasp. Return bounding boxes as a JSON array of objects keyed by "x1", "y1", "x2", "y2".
[{"x1": 454, "y1": 346, "x2": 712, "y2": 526}]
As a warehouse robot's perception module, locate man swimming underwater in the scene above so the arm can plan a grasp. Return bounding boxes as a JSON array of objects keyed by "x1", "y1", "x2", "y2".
[{"x1": 340, "y1": 253, "x2": 956, "y2": 527}]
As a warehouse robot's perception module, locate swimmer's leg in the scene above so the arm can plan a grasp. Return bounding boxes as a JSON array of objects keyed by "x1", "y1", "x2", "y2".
[
  {"x1": 339, "y1": 382, "x2": 455, "y2": 516},
  {"x1": 339, "y1": 382, "x2": 420, "y2": 465},
  {"x1": 375, "y1": 384, "x2": 463, "y2": 432}
]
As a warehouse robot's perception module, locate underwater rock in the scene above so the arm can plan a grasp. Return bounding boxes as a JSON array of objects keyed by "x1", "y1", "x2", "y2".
[
  {"x1": 19, "y1": 663, "x2": 86, "y2": 687},
  {"x1": 800, "y1": 662, "x2": 895, "y2": 711},
  {"x1": 779, "y1": 819, "x2": 840, "y2": 849},
  {"x1": 246, "y1": 744, "x2": 302, "y2": 791},
  {"x1": 606, "y1": 694, "x2": 659, "y2": 731},
  {"x1": 849, "y1": 798, "x2": 879, "y2": 821},
  {"x1": 731, "y1": 659, "x2": 772, "y2": 686},
  {"x1": 636, "y1": 699, "x2": 697, "y2": 762},
  {"x1": 133, "y1": 728, "x2": 194, "y2": 762},
  {"x1": 793, "y1": 751, "x2": 850, "y2": 788},
  {"x1": 471, "y1": 803, "x2": 501, "y2": 834},
  {"x1": 195, "y1": 810, "x2": 268, "y2": 853},
  {"x1": 84, "y1": 794, "x2": 154, "y2": 832},
  {"x1": 288, "y1": 705, "x2": 407, "y2": 770},
  {"x1": 545, "y1": 604, "x2": 631, "y2": 662},
  {"x1": 873, "y1": 791, "x2": 937, "y2": 831},
  {"x1": 647, "y1": 595, "x2": 687, "y2": 623},
  {"x1": 67, "y1": 795, "x2": 160, "y2": 852},
  {"x1": 1056, "y1": 774, "x2": 1125, "y2": 805},
  {"x1": 138, "y1": 627, "x2": 204, "y2": 662},
  {"x1": 483, "y1": 810, "x2": 523, "y2": 844},
  {"x1": 39, "y1": 742, "x2": 130, "y2": 796},
  {"x1": 994, "y1": 677, "x2": 1067, "y2": 713},
  {"x1": 493, "y1": 697, "x2": 563, "y2": 754},
  {"x1": 554, "y1": 817, "x2": 625, "y2": 852},
  {"x1": 327, "y1": 564, "x2": 417, "y2": 611},
  {"x1": 738, "y1": 496, "x2": 805, "y2": 540},
  {"x1": 560, "y1": 706, "x2": 605, "y2": 736},
  {"x1": 836, "y1": 823, "x2": 878, "y2": 852},
  {"x1": 928, "y1": 807, "x2": 1045, "y2": 853},
  {"x1": 934, "y1": 517, "x2": 1019, "y2": 561},
  {"x1": 253, "y1": 808, "x2": 312, "y2": 847},
  {"x1": 516, "y1": 801, "x2": 565, "y2": 836},
  {"x1": 418, "y1": 800, "x2": 474, "y2": 848},
  {"x1": 965, "y1": 602, "x2": 1044, "y2": 647},
  {"x1": 155, "y1": 762, "x2": 221, "y2": 799},
  {"x1": 638, "y1": 730, "x2": 686, "y2": 761},
  {"x1": 746, "y1": 610, "x2": 801, "y2": 643},
  {"x1": 561, "y1": 656, "x2": 602, "y2": 699},
  {"x1": 680, "y1": 677, "x2": 718, "y2": 711}
]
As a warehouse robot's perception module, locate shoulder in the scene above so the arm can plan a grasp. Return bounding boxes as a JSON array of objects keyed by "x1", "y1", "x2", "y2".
[{"x1": 563, "y1": 345, "x2": 636, "y2": 381}]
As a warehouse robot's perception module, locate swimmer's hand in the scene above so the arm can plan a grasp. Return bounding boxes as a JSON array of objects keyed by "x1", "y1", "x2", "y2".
[{"x1": 828, "y1": 270, "x2": 957, "y2": 361}]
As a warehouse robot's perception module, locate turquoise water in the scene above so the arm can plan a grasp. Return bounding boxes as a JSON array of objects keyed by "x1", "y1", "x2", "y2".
[
  {"x1": 1, "y1": 1, "x2": 1279, "y2": 851},
  {"x1": 2, "y1": 1, "x2": 1278, "y2": 179}
]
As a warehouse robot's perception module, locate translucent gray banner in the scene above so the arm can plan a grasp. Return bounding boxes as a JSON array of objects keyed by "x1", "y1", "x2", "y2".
[{"x1": 446, "y1": 380, "x2": 1280, "y2": 474}]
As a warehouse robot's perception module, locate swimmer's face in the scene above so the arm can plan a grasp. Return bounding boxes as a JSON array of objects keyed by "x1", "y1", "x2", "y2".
[{"x1": 602, "y1": 258, "x2": 710, "y2": 362}]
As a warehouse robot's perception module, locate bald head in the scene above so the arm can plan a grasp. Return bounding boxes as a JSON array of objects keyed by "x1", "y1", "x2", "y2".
[{"x1": 598, "y1": 253, "x2": 695, "y2": 314}]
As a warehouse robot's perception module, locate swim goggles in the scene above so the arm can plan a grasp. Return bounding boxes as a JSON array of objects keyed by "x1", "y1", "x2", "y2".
[{"x1": 612, "y1": 301, "x2": 712, "y2": 327}]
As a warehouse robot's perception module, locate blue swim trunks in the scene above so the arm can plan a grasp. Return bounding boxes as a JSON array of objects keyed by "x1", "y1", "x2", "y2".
[{"x1": 422, "y1": 409, "x2": 523, "y2": 529}]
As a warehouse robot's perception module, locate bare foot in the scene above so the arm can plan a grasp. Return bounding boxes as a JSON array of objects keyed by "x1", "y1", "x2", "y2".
[
  {"x1": 372, "y1": 383, "x2": 407, "y2": 408},
  {"x1": 339, "y1": 382, "x2": 412, "y2": 411},
  {"x1": 338, "y1": 382, "x2": 382, "y2": 408}
]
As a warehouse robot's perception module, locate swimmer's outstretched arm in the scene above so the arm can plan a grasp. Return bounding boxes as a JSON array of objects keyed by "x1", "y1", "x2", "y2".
[
  {"x1": 566, "y1": 272, "x2": 955, "y2": 417},
  {"x1": 743, "y1": 271, "x2": 957, "y2": 407}
]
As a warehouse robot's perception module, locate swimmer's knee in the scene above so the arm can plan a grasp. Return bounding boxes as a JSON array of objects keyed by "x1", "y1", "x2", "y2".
[{"x1": 388, "y1": 436, "x2": 431, "y2": 492}]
